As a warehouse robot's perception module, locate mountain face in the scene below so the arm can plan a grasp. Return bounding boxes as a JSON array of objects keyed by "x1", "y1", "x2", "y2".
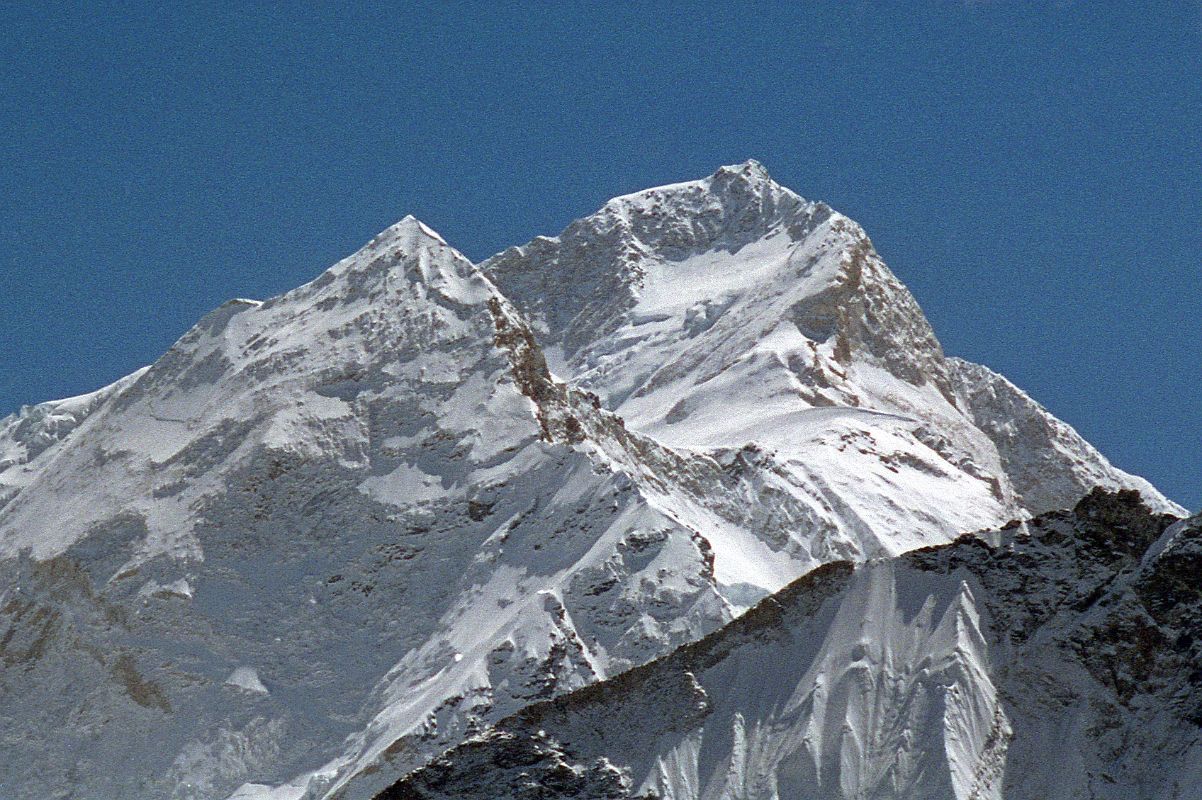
[
  {"x1": 484, "y1": 162, "x2": 1176, "y2": 553},
  {"x1": 381, "y1": 490, "x2": 1202, "y2": 800},
  {"x1": 0, "y1": 163, "x2": 1184, "y2": 800}
]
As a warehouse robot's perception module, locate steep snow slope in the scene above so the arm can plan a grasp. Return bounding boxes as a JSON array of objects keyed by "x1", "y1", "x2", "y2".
[
  {"x1": 0, "y1": 164, "x2": 1183, "y2": 800},
  {"x1": 947, "y1": 357, "x2": 1172, "y2": 514},
  {"x1": 0, "y1": 219, "x2": 753, "y2": 800},
  {"x1": 485, "y1": 161, "x2": 1182, "y2": 538},
  {"x1": 380, "y1": 491, "x2": 1199, "y2": 800},
  {"x1": 0, "y1": 367, "x2": 149, "y2": 505}
]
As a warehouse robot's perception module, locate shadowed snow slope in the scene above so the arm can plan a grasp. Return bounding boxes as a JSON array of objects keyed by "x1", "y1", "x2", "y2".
[
  {"x1": 0, "y1": 165, "x2": 1183, "y2": 800},
  {"x1": 380, "y1": 491, "x2": 1201, "y2": 800}
]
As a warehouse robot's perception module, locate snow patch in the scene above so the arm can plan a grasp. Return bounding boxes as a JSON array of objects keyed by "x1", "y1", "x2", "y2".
[{"x1": 224, "y1": 667, "x2": 268, "y2": 695}]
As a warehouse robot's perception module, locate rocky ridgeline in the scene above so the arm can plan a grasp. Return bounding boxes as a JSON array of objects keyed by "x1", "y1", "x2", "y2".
[{"x1": 380, "y1": 491, "x2": 1198, "y2": 800}]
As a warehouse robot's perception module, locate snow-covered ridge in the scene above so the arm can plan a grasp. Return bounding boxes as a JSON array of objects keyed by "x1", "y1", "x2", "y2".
[
  {"x1": 379, "y1": 491, "x2": 1200, "y2": 800},
  {"x1": 0, "y1": 162, "x2": 1185, "y2": 800},
  {"x1": 0, "y1": 366, "x2": 149, "y2": 484},
  {"x1": 948, "y1": 356, "x2": 1177, "y2": 514}
]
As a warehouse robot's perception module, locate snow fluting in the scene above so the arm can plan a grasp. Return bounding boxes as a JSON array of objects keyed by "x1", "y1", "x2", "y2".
[{"x1": 379, "y1": 491, "x2": 1201, "y2": 800}]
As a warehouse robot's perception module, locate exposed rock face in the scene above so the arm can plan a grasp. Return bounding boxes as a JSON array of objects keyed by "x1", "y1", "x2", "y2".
[
  {"x1": 0, "y1": 164, "x2": 1184, "y2": 800},
  {"x1": 381, "y1": 493, "x2": 1199, "y2": 800}
]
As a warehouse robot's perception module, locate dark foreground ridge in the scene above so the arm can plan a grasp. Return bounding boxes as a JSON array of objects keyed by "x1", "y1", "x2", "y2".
[{"x1": 377, "y1": 489, "x2": 1197, "y2": 800}]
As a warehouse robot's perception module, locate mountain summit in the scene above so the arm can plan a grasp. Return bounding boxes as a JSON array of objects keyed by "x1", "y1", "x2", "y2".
[
  {"x1": 487, "y1": 162, "x2": 1179, "y2": 557},
  {"x1": 0, "y1": 164, "x2": 1184, "y2": 800}
]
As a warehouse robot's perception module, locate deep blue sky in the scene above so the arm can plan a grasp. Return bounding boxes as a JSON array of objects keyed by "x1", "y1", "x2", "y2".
[{"x1": 1, "y1": 3, "x2": 1198, "y2": 509}]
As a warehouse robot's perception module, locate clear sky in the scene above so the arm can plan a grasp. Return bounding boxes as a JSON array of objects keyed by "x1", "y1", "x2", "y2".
[{"x1": 1, "y1": 2, "x2": 1198, "y2": 510}]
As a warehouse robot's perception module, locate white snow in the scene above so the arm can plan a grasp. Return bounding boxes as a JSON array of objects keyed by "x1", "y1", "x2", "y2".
[
  {"x1": 138, "y1": 578, "x2": 194, "y2": 600},
  {"x1": 224, "y1": 667, "x2": 269, "y2": 695}
]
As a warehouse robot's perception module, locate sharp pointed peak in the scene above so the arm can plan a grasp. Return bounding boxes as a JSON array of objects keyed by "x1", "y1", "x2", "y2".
[
  {"x1": 352, "y1": 214, "x2": 478, "y2": 277},
  {"x1": 372, "y1": 214, "x2": 450, "y2": 249},
  {"x1": 280, "y1": 213, "x2": 480, "y2": 310}
]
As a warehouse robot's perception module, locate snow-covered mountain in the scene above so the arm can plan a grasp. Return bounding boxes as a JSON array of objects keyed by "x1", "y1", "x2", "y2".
[
  {"x1": 484, "y1": 161, "x2": 1176, "y2": 534},
  {"x1": 382, "y1": 490, "x2": 1201, "y2": 800},
  {"x1": 0, "y1": 163, "x2": 1184, "y2": 800}
]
